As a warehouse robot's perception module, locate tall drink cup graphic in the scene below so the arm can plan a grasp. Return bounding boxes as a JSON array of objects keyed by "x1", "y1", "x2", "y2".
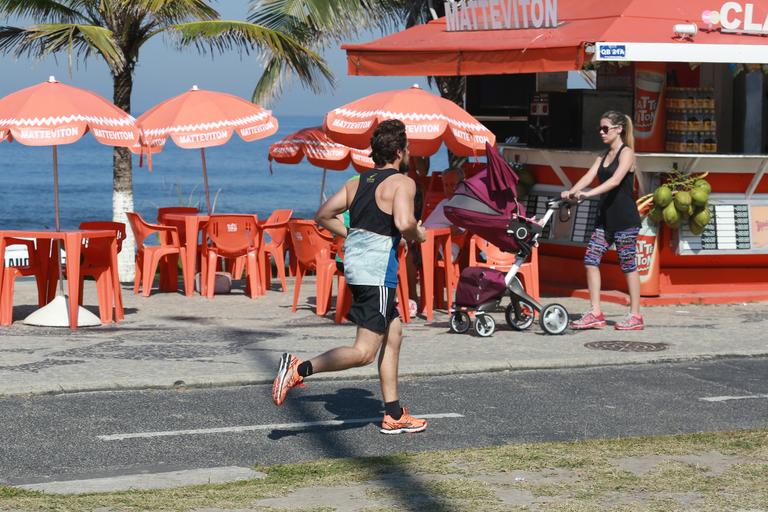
[
  {"x1": 634, "y1": 62, "x2": 667, "y2": 152},
  {"x1": 637, "y1": 216, "x2": 660, "y2": 296}
]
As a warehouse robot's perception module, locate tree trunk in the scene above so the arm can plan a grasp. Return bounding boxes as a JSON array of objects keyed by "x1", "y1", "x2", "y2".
[
  {"x1": 435, "y1": 76, "x2": 469, "y2": 169},
  {"x1": 112, "y1": 68, "x2": 136, "y2": 282}
]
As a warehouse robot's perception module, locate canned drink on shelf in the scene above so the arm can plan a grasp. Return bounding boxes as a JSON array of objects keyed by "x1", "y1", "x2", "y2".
[
  {"x1": 685, "y1": 88, "x2": 697, "y2": 109},
  {"x1": 685, "y1": 131, "x2": 699, "y2": 153},
  {"x1": 703, "y1": 88, "x2": 716, "y2": 109},
  {"x1": 686, "y1": 111, "x2": 701, "y2": 131}
]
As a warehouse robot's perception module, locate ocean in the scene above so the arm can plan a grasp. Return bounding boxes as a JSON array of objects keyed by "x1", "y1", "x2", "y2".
[{"x1": 0, "y1": 115, "x2": 449, "y2": 231}]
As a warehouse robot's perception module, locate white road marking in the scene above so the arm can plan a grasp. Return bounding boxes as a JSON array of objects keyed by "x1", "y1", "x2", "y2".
[
  {"x1": 98, "y1": 413, "x2": 465, "y2": 441},
  {"x1": 699, "y1": 394, "x2": 768, "y2": 403}
]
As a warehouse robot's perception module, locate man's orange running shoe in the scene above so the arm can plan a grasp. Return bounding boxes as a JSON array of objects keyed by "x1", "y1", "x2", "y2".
[
  {"x1": 272, "y1": 353, "x2": 304, "y2": 406},
  {"x1": 380, "y1": 406, "x2": 427, "y2": 434}
]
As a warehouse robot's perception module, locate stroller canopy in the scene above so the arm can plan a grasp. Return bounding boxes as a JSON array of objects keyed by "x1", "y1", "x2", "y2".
[{"x1": 444, "y1": 142, "x2": 525, "y2": 252}]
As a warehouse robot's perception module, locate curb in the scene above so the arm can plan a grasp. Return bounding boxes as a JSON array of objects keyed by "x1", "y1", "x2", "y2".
[{"x1": 3, "y1": 351, "x2": 767, "y2": 398}]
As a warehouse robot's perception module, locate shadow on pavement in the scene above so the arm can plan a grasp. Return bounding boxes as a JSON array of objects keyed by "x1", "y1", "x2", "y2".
[
  {"x1": 242, "y1": 322, "x2": 457, "y2": 511},
  {"x1": 268, "y1": 388, "x2": 380, "y2": 440}
]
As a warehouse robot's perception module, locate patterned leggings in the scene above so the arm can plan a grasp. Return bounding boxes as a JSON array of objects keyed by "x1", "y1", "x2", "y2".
[{"x1": 584, "y1": 227, "x2": 640, "y2": 274}]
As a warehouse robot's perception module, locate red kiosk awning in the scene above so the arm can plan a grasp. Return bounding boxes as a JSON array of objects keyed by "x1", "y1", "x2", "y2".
[{"x1": 344, "y1": 0, "x2": 768, "y2": 76}]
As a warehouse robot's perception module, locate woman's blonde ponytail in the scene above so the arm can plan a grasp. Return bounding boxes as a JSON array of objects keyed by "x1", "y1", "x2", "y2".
[{"x1": 623, "y1": 114, "x2": 635, "y2": 150}]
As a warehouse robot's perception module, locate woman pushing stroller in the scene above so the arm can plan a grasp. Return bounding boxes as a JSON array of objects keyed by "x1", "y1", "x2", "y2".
[{"x1": 561, "y1": 110, "x2": 644, "y2": 331}]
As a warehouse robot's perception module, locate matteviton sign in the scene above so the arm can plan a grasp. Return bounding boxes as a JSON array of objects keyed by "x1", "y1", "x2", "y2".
[{"x1": 445, "y1": 0, "x2": 558, "y2": 32}]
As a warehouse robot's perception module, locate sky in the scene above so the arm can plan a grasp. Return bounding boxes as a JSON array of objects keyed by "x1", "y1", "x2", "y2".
[{"x1": 0, "y1": 2, "x2": 424, "y2": 117}]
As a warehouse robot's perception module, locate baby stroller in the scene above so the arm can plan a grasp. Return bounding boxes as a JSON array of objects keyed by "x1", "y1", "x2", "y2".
[{"x1": 444, "y1": 143, "x2": 570, "y2": 336}]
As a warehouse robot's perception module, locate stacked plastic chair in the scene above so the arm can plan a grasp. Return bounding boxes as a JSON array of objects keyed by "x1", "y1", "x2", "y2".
[
  {"x1": 156, "y1": 207, "x2": 199, "y2": 291},
  {"x1": 1, "y1": 239, "x2": 51, "y2": 326},
  {"x1": 260, "y1": 209, "x2": 293, "y2": 292},
  {"x1": 77, "y1": 221, "x2": 126, "y2": 323},
  {"x1": 288, "y1": 219, "x2": 339, "y2": 316},
  {"x1": 201, "y1": 214, "x2": 264, "y2": 298},
  {"x1": 126, "y1": 212, "x2": 188, "y2": 296}
]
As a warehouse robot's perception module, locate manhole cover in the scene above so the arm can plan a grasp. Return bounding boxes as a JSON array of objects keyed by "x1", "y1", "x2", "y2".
[{"x1": 584, "y1": 341, "x2": 669, "y2": 352}]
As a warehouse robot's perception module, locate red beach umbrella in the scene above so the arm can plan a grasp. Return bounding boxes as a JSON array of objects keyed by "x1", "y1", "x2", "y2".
[
  {"x1": 323, "y1": 84, "x2": 495, "y2": 157},
  {"x1": 0, "y1": 75, "x2": 141, "y2": 327},
  {"x1": 0, "y1": 76, "x2": 141, "y2": 230},
  {"x1": 136, "y1": 86, "x2": 279, "y2": 213},
  {"x1": 268, "y1": 126, "x2": 374, "y2": 204}
]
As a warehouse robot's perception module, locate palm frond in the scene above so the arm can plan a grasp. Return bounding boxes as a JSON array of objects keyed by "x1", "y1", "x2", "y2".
[
  {"x1": 169, "y1": 20, "x2": 334, "y2": 94},
  {"x1": 250, "y1": 56, "x2": 285, "y2": 105},
  {"x1": 124, "y1": 0, "x2": 219, "y2": 23},
  {"x1": 248, "y1": 0, "x2": 404, "y2": 45},
  {"x1": 0, "y1": 0, "x2": 89, "y2": 23},
  {"x1": 0, "y1": 26, "x2": 30, "y2": 53},
  {"x1": 0, "y1": 23, "x2": 125, "y2": 71}
]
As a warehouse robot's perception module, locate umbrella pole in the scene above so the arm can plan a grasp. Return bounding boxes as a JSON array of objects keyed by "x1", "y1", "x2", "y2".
[
  {"x1": 319, "y1": 168, "x2": 328, "y2": 207},
  {"x1": 52, "y1": 145, "x2": 64, "y2": 297},
  {"x1": 201, "y1": 147, "x2": 212, "y2": 214},
  {"x1": 53, "y1": 145, "x2": 61, "y2": 232}
]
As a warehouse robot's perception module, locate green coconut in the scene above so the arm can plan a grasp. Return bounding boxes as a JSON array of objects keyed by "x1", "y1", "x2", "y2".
[
  {"x1": 653, "y1": 185, "x2": 673, "y2": 208},
  {"x1": 694, "y1": 179, "x2": 712, "y2": 194},
  {"x1": 663, "y1": 202, "x2": 681, "y2": 228},
  {"x1": 674, "y1": 191, "x2": 692, "y2": 212},
  {"x1": 689, "y1": 218, "x2": 706, "y2": 235},
  {"x1": 692, "y1": 207, "x2": 712, "y2": 228},
  {"x1": 691, "y1": 187, "x2": 710, "y2": 207},
  {"x1": 648, "y1": 206, "x2": 663, "y2": 223}
]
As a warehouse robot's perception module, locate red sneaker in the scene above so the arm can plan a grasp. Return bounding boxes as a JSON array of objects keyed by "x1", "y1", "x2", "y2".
[
  {"x1": 380, "y1": 406, "x2": 428, "y2": 434},
  {"x1": 615, "y1": 314, "x2": 644, "y2": 331},
  {"x1": 570, "y1": 310, "x2": 606, "y2": 330},
  {"x1": 271, "y1": 353, "x2": 305, "y2": 406}
]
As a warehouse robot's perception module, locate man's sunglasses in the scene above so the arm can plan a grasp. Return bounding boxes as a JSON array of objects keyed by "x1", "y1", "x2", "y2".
[{"x1": 599, "y1": 125, "x2": 619, "y2": 134}]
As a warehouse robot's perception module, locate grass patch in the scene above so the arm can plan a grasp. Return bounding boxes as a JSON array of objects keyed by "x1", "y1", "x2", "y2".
[{"x1": 1, "y1": 429, "x2": 766, "y2": 511}]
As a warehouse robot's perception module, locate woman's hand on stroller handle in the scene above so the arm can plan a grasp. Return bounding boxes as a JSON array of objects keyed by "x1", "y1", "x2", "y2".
[{"x1": 547, "y1": 197, "x2": 581, "y2": 209}]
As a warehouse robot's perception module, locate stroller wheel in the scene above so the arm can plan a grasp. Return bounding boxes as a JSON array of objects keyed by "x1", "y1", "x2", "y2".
[
  {"x1": 505, "y1": 300, "x2": 535, "y2": 331},
  {"x1": 540, "y1": 303, "x2": 569, "y2": 335},
  {"x1": 449, "y1": 311, "x2": 472, "y2": 334},
  {"x1": 474, "y1": 314, "x2": 496, "y2": 337}
]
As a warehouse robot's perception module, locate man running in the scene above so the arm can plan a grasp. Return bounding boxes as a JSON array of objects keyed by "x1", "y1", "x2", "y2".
[{"x1": 272, "y1": 119, "x2": 428, "y2": 434}]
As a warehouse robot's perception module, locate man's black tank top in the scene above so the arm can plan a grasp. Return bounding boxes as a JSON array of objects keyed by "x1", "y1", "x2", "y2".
[
  {"x1": 595, "y1": 144, "x2": 641, "y2": 232},
  {"x1": 349, "y1": 168, "x2": 400, "y2": 236}
]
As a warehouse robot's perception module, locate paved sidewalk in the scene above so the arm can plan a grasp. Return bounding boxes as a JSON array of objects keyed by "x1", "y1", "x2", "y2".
[{"x1": 1, "y1": 278, "x2": 767, "y2": 396}]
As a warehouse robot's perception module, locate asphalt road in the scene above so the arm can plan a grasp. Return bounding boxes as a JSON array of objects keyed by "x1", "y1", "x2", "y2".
[{"x1": 1, "y1": 357, "x2": 767, "y2": 486}]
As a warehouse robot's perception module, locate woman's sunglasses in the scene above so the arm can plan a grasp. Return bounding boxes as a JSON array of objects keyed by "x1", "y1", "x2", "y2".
[{"x1": 599, "y1": 125, "x2": 619, "y2": 134}]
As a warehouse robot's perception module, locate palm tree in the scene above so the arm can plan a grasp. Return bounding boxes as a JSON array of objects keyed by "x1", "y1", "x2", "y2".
[
  {"x1": 0, "y1": 0, "x2": 332, "y2": 281},
  {"x1": 250, "y1": 0, "x2": 466, "y2": 166}
]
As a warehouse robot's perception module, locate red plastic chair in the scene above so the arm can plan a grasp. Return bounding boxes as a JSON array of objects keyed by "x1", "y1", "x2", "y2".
[
  {"x1": 433, "y1": 231, "x2": 464, "y2": 312},
  {"x1": 126, "y1": 212, "x2": 188, "y2": 296},
  {"x1": 260, "y1": 209, "x2": 293, "y2": 292},
  {"x1": 77, "y1": 221, "x2": 126, "y2": 323},
  {"x1": 157, "y1": 207, "x2": 199, "y2": 291},
  {"x1": 288, "y1": 219, "x2": 338, "y2": 316},
  {"x1": 469, "y1": 235, "x2": 540, "y2": 301},
  {"x1": 418, "y1": 227, "x2": 453, "y2": 321},
  {"x1": 1, "y1": 238, "x2": 50, "y2": 326},
  {"x1": 201, "y1": 214, "x2": 264, "y2": 299},
  {"x1": 335, "y1": 242, "x2": 411, "y2": 324}
]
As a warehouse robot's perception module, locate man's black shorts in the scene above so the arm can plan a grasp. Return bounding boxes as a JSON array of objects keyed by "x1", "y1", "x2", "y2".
[{"x1": 346, "y1": 285, "x2": 399, "y2": 334}]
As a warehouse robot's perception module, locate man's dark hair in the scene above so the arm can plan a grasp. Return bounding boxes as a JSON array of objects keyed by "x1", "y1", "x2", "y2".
[{"x1": 370, "y1": 119, "x2": 407, "y2": 167}]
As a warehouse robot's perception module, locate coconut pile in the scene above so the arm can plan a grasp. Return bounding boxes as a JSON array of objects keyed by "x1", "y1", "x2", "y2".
[{"x1": 637, "y1": 171, "x2": 712, "y2": 234}]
